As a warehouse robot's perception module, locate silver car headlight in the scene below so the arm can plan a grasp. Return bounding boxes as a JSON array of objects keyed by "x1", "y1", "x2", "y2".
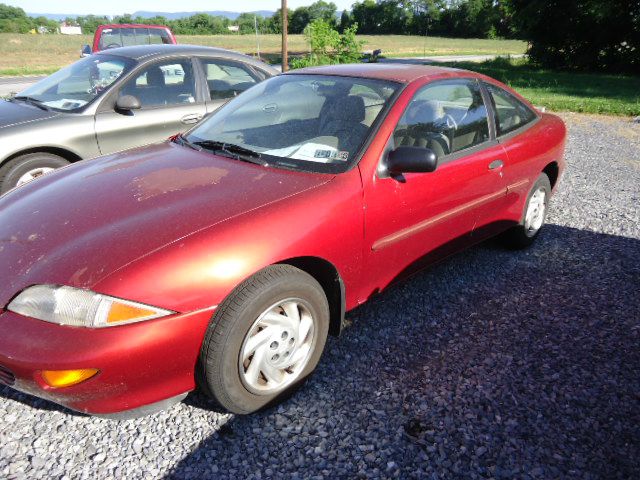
[{"x1": 7, "y1": 285, "x2": 174, "y2": 328}]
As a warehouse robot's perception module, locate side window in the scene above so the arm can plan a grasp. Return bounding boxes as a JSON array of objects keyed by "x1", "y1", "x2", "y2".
[
  {"x1": 487, "y1": 84, "x2": 537, "y2": 136},
  {"x1": 393, "y1": 80, "x2": 489, "y2": 158},
  {"x1": 119, "y1": 60, "x2": 196, "y2": 108},
  {"x1": 199, "y1": 59, "x2": 259, "y2": 100}
]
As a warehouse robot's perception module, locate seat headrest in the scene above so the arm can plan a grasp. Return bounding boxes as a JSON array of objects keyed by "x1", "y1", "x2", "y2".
[
  {"x1": 146, "y1": 67, "x2": 165, "y2": 88},
  {"x1": 408, "y1": 100, "x2": 445, "y2": 124},
  {"x1": 341, "y1": 95, "x2": 366, "y2": 123}
]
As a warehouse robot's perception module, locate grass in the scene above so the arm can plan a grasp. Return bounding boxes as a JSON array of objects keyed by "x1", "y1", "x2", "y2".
[
  {"x1": 442, "y1": 58, "x2": 640, "y2": 116},
  {"x1": 1, "y1": 33, "x2": 635, "y2": 116},
  {"x1": 0, "y1": 33, "x2": 526, "y2": 76}
]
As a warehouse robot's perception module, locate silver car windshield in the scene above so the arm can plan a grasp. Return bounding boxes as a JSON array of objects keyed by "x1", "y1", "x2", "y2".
[
  {"x1": 17, "y1": 54, "x2": 134, "y2": 112},
  {"x1": 186, "y1": 74, "x2": 400, "y2": 173}
]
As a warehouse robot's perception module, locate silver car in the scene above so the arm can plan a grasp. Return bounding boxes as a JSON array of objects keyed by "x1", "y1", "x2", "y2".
[{"x1": 0, "y1": 45, "x2": 278, "y2": 194}]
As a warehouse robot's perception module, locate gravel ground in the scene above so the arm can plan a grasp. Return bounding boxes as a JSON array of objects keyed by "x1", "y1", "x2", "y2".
[{"x1": 1, "y1": 113, "x2": 639, "y2": 480}]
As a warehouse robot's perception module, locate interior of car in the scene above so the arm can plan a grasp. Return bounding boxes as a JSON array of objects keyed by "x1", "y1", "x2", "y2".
[
  {"x1": 120, "y1": 62, "x2": 196, "y2": 107},
  {"x1": 394, "y1": 82, "x2": 490, "y2": 158}
]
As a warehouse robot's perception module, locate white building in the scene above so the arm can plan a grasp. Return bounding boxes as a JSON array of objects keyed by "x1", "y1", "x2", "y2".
[{"x1": 60, "y1": 23, "x2": 82, "y2": 35}]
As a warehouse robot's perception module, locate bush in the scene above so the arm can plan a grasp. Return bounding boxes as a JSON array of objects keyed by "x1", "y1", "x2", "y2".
[{"x1": 290, "y1": 20, "x2": 364, "y2": 69}]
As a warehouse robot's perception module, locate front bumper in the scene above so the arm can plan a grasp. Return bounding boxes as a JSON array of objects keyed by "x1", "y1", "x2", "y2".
[{"x1": 0, "y1": 306, "x2": 214, "y2": 415}]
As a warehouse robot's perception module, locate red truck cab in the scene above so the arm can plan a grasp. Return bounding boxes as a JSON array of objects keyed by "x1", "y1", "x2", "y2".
[{"x1": 81, "y1": 24, "x2": 177, "y2": 56}]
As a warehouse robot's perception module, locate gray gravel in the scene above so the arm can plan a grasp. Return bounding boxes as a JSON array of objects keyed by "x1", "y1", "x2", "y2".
[{"x1": 1, "y1": 113, "x2": 639, "y2": 479}]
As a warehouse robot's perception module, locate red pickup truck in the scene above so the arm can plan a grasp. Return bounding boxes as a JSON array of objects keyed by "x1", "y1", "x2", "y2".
[{"x1": 81, "y1": 24, "x2": 177, "y2": 56}]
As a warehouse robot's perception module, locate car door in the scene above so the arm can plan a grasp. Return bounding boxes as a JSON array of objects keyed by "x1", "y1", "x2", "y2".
[
  {"x1": 197, "y1": 57, "x2": 267, "y2": 115},
  {"x1": 361, "y1": 78, "x2": 509, "y2": 291},
  {"x1": 94, "y1": 57, "x2": 207, "y2": 156}
]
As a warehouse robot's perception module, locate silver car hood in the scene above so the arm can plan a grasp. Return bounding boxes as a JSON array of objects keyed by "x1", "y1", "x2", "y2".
[{"x1": 0, "y1": 100, "x2": 60, "y2": 130}]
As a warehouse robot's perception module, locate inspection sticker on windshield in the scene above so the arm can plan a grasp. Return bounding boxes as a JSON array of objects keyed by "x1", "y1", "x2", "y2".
[{"x1": 314, "y1": 149, "x2": 349, "y2": 161}]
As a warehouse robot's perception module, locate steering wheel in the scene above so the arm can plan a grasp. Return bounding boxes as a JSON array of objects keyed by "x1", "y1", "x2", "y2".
[
  {"x1": 443, "y1": 113, "x2": 458, "y2": 130},
  {"x1": 105, "y1": 43, "x2": 121, "y2": 49}
]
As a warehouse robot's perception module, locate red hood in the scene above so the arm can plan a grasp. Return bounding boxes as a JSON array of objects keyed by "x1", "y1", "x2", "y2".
[{"x1": 0, "y1": 142, "x2": 332, "y2": 308}]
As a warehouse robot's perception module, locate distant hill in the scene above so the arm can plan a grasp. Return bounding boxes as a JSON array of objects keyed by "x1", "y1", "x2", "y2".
[
  {"x1": 26, "y1": 11, "x2": 276, "y2": 21},
  {"x1": 27, "y1": 13, "x2": 72, "y2": 21}
]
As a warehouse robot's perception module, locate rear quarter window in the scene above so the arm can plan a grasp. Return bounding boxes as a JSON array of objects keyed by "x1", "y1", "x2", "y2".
[{"x1": 487, "y1": 84, "x2": 537, "y2": 136}]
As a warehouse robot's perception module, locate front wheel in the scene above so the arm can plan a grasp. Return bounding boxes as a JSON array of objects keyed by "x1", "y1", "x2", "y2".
[
  {"x1": 500, "y1": 173, "x2": 551, "y2": 249},
  {"x1": 198, "y1": 265, "x2": 330, "y2": 414},
  {"x1": 0, "y1": 153, "x2": 70, "y2": 194}
]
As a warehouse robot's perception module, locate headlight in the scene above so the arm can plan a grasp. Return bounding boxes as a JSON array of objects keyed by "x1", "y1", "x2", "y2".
[{"x1": 7, "y1": 285, "x2": 174, "y2": 328}]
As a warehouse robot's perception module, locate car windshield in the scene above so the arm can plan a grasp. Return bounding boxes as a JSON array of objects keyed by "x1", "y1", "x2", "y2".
[
  {"x1": 185, "y1": 74, "x2": 400, "y2": 173},
  {"x1": 17, "y1": 54, "x2": 134, "y2": 112}
]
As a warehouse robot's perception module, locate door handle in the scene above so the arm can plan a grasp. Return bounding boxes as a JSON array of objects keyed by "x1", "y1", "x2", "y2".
[
  {"x1": 488, "y1": 159, "x2": 504, "y2": 170},
  {"x1": 181, "y1": 113, "x2": 203, "y2": 125}
]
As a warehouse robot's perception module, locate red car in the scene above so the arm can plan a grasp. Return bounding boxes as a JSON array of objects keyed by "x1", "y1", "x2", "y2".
[
  {"x1": 0, "y1": 64, "x2": 566, "y2": 418},
  {"x1": 81, "y1": 24, "x2": 177, "y2": 56}
]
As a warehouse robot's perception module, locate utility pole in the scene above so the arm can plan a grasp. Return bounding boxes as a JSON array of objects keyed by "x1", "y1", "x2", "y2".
[
  {"x1": 254, "y1": 15, "x2": 261, "y2": 60},
  {"x1": 281, "y1": 0, "x2": 288, "y2": 71}
]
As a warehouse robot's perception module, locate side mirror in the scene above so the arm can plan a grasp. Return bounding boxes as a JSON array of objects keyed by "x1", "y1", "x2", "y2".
[
  {"x1": 386, "y1": 146, "x2": 438, "y2": 176},
  {"x1": 116, "y1": 95, "x2": 141, "y2": 112},
  {"x1": 81, "y1": 44, "x2": 92, "y2": 57}
]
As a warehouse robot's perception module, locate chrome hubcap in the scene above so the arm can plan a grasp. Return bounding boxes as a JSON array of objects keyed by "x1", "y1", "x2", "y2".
[
  {"x1": 239, "y1": 298, "x2": 316, "y2": 395},
  {"x1": 17, "y1": 167, "x2": 55, "y2": 187},
  {"x1": 524, "y1": 188, "x2": 546, "y2": 236}
]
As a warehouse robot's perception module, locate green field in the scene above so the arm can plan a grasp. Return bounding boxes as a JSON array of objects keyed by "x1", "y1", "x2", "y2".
[
  {"x1": 1, "y1": 33, "x2": 637, "y2": 116},
  {"x1": 0, "y1": 33, "x2": 527, "y2": 76},
  {"x1": 442, "y1": 58, "x2": 640, "y2": 116}
]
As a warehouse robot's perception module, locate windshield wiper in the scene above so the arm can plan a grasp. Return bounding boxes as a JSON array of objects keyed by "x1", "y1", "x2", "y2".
[
  {"x1": 175, "y1": 134, "x2": 200, "y2": 151},
  {"x1": 193, "y1": 140, "x2": 268, "y2": 166},
  {"x1": 13, "y1": 95, "x2": 50, "y2": 111}
]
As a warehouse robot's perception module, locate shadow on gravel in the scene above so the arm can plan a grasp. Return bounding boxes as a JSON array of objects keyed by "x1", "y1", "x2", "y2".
[
  {"x1": 1, "y1": 225, "x2": 638, "y2": 478},
  {"x1": 166, "y1": 224, "x2": 639, "y2": 479},
  {"x1": 0, "y1": 386, "x2": 79, "y2": 416}
]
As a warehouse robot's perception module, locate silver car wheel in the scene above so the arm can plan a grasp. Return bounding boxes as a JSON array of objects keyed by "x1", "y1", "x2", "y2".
[
  {"x1": 239, "y1": 298, "x2": 316, "y2": 395},
  {"x1": 16, "y1": 167, "x2": 55, "y2": 187},
  {"x1": 524, "y1": 187, "x2": 546, "y2": 237}
]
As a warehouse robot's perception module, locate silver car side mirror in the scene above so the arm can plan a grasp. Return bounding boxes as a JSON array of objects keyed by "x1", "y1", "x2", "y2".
[{"x1": 116, "y1": 95, "x2": 141, "y2": 112}]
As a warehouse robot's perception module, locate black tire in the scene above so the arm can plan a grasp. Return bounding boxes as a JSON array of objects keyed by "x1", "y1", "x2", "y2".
[
  {"x1": 500, "y1": 172, "x2": 551, "y2": 249},
  {"x1": 198, "y1": 265, "x2": 330, "y2": 414},
  {"x1": 0, "y1": 153, "x2": 70, "y2": 194}
]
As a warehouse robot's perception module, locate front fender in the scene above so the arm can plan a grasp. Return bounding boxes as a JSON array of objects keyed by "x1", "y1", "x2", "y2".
[{"x1": 93, "y1": 169, "x2": 365, "y2": 314}]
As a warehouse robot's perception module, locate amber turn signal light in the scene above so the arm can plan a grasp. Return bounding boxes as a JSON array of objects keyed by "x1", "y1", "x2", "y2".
[{"x1": 41, "y1": 368, "x2": 99, "y2": 388}]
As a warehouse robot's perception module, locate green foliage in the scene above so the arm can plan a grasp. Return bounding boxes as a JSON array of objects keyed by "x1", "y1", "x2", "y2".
[
  {"x1": 443, "y1": 57, "x2": 640, "y2": 115},
  {"x1": 0, "y1": 3, "x2": 57, "y2": 33},
  {"x1": 504, "y1": 0, "x2": 640, "y2": 73},
  {"x1": 289, "y1": 1, "x2": 337, "y2": 34},
  {"x1": 291, "y1": 20, "x2": 363, "y2": 69}
]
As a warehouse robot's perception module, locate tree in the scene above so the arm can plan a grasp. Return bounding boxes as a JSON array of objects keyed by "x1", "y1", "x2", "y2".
[
  {"x1": 308, "y1": 1, "x2": 338, "y2": 25},
  {"x1": 505, "y1": 0, "x2": 640, "y2": 72},
  {"x1": 290, "y1": 7, "x2": 311, "y2": 33},
  {"x1": 339, "y1": 9, "x2": 351, "y2": 33}
]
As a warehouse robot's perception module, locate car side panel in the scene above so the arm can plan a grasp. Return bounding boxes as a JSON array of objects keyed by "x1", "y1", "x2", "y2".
[
  {"x1": 1, "y1": 114, "x2": 100, "y2": 163},
  {"x1": 498, "y1": 114, "x2": 567, "y2": 224}
]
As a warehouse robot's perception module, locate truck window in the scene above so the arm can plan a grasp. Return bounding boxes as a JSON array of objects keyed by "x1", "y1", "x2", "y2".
[{"x1": 149, "y1": 29, "x2": 172, "y2": 45}]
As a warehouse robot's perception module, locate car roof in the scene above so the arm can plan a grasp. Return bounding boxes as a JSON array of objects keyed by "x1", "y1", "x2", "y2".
[
  {"x1": 285, "y1": 63, "x2": 478, "y2": 84},
  {"x1": 94, "y1": 44, "x2": 265, "y2": 64}
]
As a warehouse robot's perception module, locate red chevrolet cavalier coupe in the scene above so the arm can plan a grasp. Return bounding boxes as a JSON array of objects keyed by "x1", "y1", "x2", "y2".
[{"x1": 0, "y1": 64, "x2": 566, "y2": 417}]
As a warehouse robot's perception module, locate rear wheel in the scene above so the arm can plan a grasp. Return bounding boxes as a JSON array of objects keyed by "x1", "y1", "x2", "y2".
[
  {"x1": 500, "y1": 173, "x2": 551, "y2": 249},
  {"x1": 198, "y1": 265, "x2": 330, "y2": 414},
  {"x1": 0, "y1": 153, "x2": 70, "y2": 194}
]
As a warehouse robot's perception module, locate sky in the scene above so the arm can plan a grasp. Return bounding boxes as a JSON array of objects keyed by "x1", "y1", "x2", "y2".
[{"x1": 8, "y1": 0, "x2": 356, "y2": 16}]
